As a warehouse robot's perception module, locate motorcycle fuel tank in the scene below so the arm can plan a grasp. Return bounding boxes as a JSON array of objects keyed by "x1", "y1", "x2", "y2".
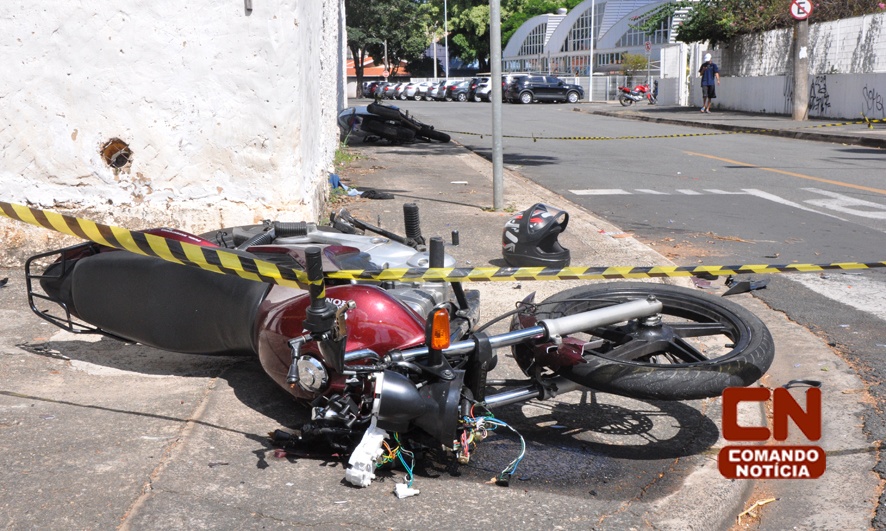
[{"x1": 256, "y1": 283, "x2": 427, "y2": 399}]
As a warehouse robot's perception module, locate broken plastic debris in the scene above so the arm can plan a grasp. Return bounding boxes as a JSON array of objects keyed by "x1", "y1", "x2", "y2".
[
  {"x1": 394, "y1": 483, "x2": 420, "y2": 498},
  {"x1": 344, "y1": 425, "x2": 387, "y2": 487}
]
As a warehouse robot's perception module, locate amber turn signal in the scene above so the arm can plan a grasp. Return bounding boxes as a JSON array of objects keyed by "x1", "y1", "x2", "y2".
[{"x1": 430, "y1": 308, "x2": 450, "y2": 350}]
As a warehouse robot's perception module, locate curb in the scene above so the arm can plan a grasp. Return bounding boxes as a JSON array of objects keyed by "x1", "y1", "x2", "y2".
[{"x1": 586, "y1": 109, "x2": 886, "y2": 149}]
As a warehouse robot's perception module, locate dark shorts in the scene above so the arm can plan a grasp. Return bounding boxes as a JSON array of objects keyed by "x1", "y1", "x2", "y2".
[{"x1": 702, "y1": 85, "x2": 717, "y2": 99}]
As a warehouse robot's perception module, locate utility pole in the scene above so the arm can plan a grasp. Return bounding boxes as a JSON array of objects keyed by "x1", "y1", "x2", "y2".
[
  {"x1": 490, "y1": 0, "x2": 503, "y2": 210},
  {"x1": 587, "y1": 0, "x2": 595, "y2": 101},
  {"x1": 444, "y1": 0, "x2": 449, "y2": 80},
  {"x1": 790, "y1": 0, "x2": 813, "y2": 120}
]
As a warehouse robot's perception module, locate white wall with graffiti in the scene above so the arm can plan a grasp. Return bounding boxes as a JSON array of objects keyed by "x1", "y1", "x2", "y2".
[
  {"x1": 689, "y1": 13, "x2": 886, "y2": 119},
  {"x1": 0, "y1": 1, "x2": 347, "y2": 266}
]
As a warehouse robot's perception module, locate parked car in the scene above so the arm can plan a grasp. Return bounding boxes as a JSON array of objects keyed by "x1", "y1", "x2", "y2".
[
  {"x1": 468, "y1": 77, "x2": 491, "y2": 102},
  {"x1": 363, "y1": 81, "x2": 381, "y2": 98},
  {"x1": 382, "y1": 83, "x2": 401, "y2": 99},
  {"x1": 444, "y1": 80, "x2": 471, "y2": 102},
  {"x1": 431, "y1": 80, "x2": 459, "y2": 101},
  {"x1": 394, "y1": 83, "x2": 410, "y2": 100},
  {"x1": 413, "y1": 81, "x2": 434, "y2": 100},
  {"x1": 506, "y1": 75, "x2": 584, "y2": 104},
  {"x1": 401, "y1": 82, "x2": 422, "y2": 100}
]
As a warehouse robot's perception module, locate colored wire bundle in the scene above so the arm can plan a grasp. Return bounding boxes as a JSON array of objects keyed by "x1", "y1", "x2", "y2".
[
  {"x1": 459, "y1": 411, "x2": 526, "y2": 486},
  {"x1": 377, "y1": 433, "x2": 415, "y2": 487}
]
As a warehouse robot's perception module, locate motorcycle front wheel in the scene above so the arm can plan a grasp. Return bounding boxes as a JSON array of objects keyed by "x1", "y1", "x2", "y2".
[
  {"x1": 361, "y1": 120, "x2": 415, "y2": 143},
  {"x1": 618, "y1": 95, "x2": 633, "y2": 107},
  {"x1": 533, "y1": 282, "x2": 774, "y2": 400}
]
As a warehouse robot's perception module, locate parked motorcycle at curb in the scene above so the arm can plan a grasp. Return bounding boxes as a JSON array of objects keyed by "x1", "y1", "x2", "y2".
[
  {"x1": 338, "y1": 102, "x2": 451, "y2": 144},
  {"x1": 24, "y1": 203, "x2": 773, "y2": 494},
  {"x1": 618, "y1": 81, "x2": 658, "y2": 106}
]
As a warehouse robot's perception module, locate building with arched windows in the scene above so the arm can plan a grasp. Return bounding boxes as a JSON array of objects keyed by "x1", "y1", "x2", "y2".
[{"x1": 502, "y1": 0, "x2": 693, "y2": 100}]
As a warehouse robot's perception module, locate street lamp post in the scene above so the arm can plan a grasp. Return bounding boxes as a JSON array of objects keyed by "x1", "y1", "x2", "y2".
[
  {"x1": 588, "y1": 0, "x2": 594, "y2": 101},
  {"x1": 444, "y1": 0, "x2": 449, "y2": 80}
]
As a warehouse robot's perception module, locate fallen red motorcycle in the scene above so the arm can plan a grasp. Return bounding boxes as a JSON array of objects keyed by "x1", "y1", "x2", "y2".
[
  {"x1": 24, "y1": 203, "x2": 773, "y2": 492},
  {"x1": 618, "y1": 81, "x2": 658, "y2": 106}
]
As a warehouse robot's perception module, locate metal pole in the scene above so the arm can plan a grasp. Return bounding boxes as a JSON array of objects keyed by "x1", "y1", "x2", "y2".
[
  {"x1": 490, "y1": 0, "x2": 504, "y2": 210},
  {"x1": 792, "y1": 19, "x2": 809, "y2": 120},
  {"x1": 587, "y1": 0, "x2": 594, "y2": 101},
  {"x1": 444, "y1": 0, "x2": 449, "y2": 80}
]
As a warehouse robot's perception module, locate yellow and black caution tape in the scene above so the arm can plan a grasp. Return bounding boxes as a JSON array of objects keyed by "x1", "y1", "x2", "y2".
[
  {"x1": 3, "y1": 201, "x2": 885, "y2": 285},
  {"x1": 441, "y1": 112, "x2": 884, "y2": 142},
  {"x1": 439, "y1": 129, "x2": 743, "y2": 141},
  {"x1": 0, "y1": 201, "x2": 311, "y2": 289},
  {"x1": 326, "y1": 262, "x2": 886, "y2": 282}
]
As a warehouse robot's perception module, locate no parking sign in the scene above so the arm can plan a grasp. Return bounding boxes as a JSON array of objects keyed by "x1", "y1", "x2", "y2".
[{"x1": 790, "y1": 0, "x2": 813, "y2": 20}]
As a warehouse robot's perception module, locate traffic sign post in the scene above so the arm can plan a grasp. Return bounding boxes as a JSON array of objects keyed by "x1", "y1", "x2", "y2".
[
  {"x1": 791, "y1": 0, "x2": 813, "y2": 120},
  {"x1": 791, "y1": 0, "x2": 813, "y2": 20}
]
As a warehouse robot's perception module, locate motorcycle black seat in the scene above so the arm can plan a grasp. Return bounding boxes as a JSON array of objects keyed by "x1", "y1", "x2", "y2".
[{"x1": 70, "y1": 251, "x2": 270, "y2": 355}]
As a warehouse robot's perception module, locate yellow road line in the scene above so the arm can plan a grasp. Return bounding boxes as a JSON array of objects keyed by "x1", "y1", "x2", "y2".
[{"x1": 684, "y1": 151, "x2": 886, "y2": 196}]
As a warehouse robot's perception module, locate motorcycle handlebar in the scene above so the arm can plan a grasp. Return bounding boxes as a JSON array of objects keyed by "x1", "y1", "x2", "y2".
[
  {"x1": 540, "y1": 296, "x2": 662, "y2": 338},
  {"x1": 397, "y1": 297, "x2": 662, "y2": 362}
]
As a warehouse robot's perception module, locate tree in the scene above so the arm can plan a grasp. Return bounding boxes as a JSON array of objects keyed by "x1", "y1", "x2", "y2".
[
  {"x1": 345, "y1": 0, "x2": 434, "y2": 88},
  {"x1": 621, "y1": 53, "x2": 649, "y2": 83},
  {"x1": 635, "y1": 0, "x2": 886, "y2": 47}
]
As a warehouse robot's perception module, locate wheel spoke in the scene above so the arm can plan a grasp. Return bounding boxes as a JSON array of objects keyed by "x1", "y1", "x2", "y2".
[
  {"x1": 604, "y1": 339, "x2": 661, "y2": 362},
  {"x1": 665, "y1": 337, "x2": 709, "y2": 362},
  {"x1": 667, "y1": 321, "x2": 728, "y2": 338}
]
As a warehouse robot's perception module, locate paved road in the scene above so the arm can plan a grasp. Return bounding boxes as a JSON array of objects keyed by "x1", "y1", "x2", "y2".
[{"x1": 374, "y1": 98, "x2": 886, "y2": 525}]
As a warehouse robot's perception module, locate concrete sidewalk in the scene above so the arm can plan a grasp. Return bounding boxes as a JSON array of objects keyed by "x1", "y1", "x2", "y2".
[
  {"x1": 0, "y1": 105, "x2": 879, "y2": 529},
  {"x1": 585, "y1": 102, "x2": 886, "y2": 149}
]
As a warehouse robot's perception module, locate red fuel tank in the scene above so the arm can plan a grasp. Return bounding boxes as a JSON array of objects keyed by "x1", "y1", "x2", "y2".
[{"x1": 256, "y1": 283, "x2": 427, "y2": 400}]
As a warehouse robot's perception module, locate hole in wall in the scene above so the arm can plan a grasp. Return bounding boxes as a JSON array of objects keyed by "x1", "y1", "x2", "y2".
[{"x1": 101, "y1": 138, "x2": 132, "y2": 168}]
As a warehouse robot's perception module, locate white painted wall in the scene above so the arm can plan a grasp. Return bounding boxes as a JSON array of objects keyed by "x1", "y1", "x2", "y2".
[
  {"x1": 683, "y1": 13, "x2": 886, "y2": 120},
  {"x1": 721, "y1": 13, "x2": 886, "y2": 77},
  {"x1": 689, "y1": 73, "x2": 886, "y2": 120},
  {"x1": 0, "y1": 0, "x2": 346, "y2": 266}
]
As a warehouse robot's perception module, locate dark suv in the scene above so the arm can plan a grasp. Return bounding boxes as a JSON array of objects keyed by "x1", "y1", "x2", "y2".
[{"x1": 506, "y1": 75, "x2": 584, "y2": 104}]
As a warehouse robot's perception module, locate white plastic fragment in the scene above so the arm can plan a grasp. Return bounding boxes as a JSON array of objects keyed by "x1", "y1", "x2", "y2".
[
  {"x1": 344, "y1": 425, "x2": 387, "y2": 487},
  {"x1": 394, "y1": 483, "x2": 420, "y2": 499}
]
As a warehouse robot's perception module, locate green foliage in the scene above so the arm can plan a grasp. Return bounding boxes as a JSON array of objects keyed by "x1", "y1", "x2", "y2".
[
  {"x1": 345, "y1": 0, "x2": 434, "y2": 83},
  {"x1": 621, "y1": 53, "x2": 649, "y2": 82},
  {"x1": 636, "y1": 0, "x2": 886, "y2": 47}
]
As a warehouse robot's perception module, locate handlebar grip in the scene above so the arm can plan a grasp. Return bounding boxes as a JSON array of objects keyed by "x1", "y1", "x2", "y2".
[
  {"x1": 305, "y1": 247, "x2": 326, "y2": 311},
  {"x1": 429, "y1": 237, "x2": 445, "y2": 268},
  {"x1": 540, "y1": 297, "x2": 662, "y2": 338}
]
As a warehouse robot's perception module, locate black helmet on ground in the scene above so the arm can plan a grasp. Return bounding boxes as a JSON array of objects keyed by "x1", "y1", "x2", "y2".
[{"x1": 501, "y1": 204, "x2": 570, "y2": 268}]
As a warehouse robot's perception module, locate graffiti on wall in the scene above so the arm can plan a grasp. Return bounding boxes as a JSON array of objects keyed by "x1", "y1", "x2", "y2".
[
  {"x1": 808, "y1": 75, "x2": 831, "y2": 116},
  {"x1": 862, "y1": 85, "x2": 885, "y2": 118},
  {"x1": 783, "y1": 75, "x2": 794, "y2": 114}
]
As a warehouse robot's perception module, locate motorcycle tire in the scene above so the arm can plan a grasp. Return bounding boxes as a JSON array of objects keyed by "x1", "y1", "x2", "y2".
[
  {"x1": 360, "y1": 120, "x2": 416, "y2": 143},
  {"x1": 533, "y1": 282, "x2": 774, "y2": 401},
  {"x1": 619, "y1": 95, "x2": 633, "y2": 107},
  {"x1": 367, "y1": 103, "x2": 403, "y2": 121},
  {"x1": 418, "y1": 125, "x2": 450, "y2": 143}
]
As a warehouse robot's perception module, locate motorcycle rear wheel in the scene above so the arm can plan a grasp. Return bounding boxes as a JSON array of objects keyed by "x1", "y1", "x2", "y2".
[
  {"x1": 533, "y1": 282, "x2": 774, "y2": 400},
  {"x1": 618, "y1": 95, "x2": 633, "y2": 107}
]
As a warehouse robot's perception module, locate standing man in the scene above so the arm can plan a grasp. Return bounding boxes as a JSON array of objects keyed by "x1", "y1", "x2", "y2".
[{"x1": 699, "y1": 53, "x2": 720, "y2": 113}]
